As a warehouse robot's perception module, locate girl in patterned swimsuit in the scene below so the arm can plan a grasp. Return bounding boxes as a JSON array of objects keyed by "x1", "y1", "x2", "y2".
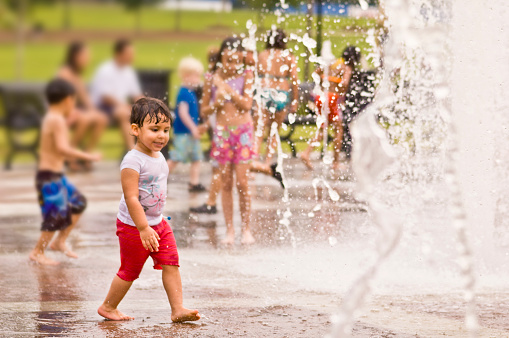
[{"x1": 201, "y1": 37, "x2": 256, "y2": 245}]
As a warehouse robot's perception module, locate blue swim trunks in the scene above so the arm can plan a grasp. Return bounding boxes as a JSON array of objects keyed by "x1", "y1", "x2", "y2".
[
  {"x1": 169, "y1": 134, "x2": 203, "y2": 163},
  {"x1": 36, "y1": 171, "x2": 87, "y2": 232}
]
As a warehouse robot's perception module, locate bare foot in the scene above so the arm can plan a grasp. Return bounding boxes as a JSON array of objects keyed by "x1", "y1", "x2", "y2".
[
  {"x1": 97, "y1": 305, "x2": 134, "y2": 321},
  {"x1": 300, "y1": 153, "x2": 313, "y2": 170},
  {"x1": 171, "y1": 308, "x2": 200, "y2": 323},
  {"x1": 29, "y1": 251, "x2": 59, "y2": 265},
  {"x1": 221, "y1": 231, "x2": 235, "y2": 245},
  {"x1": 50, "y1": 242, "x2": 78, "y2": 259},
  {"x1": 241, "y1": 230, "x2": 255, "y2": 245}
]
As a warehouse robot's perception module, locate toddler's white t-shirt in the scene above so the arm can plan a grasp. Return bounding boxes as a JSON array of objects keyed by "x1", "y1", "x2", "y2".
[{"x1": 117, "y1": 149, "x2": 168, "y2": 226}]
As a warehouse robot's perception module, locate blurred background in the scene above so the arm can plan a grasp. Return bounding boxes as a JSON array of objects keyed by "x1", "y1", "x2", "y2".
[{"x1": 0, "y1": 0, "x2": 381, "y2": 165}]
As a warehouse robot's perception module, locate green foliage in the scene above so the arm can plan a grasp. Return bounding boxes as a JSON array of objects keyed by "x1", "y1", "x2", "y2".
[
  {"x1": 241, "y1": 0, "x2": 379, "y2": 9},
  {"x1": 242, "y1": 0, "x2": 302, "y2": 11},
  {"x1": 4, "y1": 0, "x2": 56, "y2": 10},
  {"x1": 115, "y1": 0, "x2": 164, "y2": 11}
]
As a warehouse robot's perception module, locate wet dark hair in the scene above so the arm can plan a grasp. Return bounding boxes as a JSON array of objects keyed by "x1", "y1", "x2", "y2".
[
  {"x1": 45, "y1": 78, "x2": 76, "y2": 104},
  {"x1": 114, "y1": 39, "x2": 132, "y2": 55},
  {"x1": 217, "y1": 36, "x2": 245, "y2": 67},
  {"x1": 266, "y1": 28, "x2": 287, "y2": 50},
  {"x1": 130, "y1": 97, "x2": 173, "y2": 127},
  {"x1": 207, "y1": 47, "x2": 220, "y2": 72},
  {"x1": 65, "y1": 41, "x2": 86, "y2": 74},
  {"x1": 342, "y1": 46, "x2": 361, "y2": 69}
]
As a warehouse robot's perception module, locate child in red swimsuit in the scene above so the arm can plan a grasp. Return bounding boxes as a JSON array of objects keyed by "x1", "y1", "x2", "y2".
[{"x1": 97, "y1": 97, "x2": 200, "y2": 323}]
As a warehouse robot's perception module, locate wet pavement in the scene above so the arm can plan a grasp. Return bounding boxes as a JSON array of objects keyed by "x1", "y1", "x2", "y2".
[{"x1": 1, "y1": 160, "x2": 509, "y2": 337}]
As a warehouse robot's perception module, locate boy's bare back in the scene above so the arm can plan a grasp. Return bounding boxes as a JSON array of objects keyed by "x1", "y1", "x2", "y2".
[{"x1": 38, "y1": 112, "x2": 69, "y2": 172}]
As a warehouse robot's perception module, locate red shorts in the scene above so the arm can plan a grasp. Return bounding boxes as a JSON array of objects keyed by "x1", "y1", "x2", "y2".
[
  {"x1": 315, "y1": 92, "x2": 344, "y2": 123},
  {"x1": 116, "y1": 218, "x2": 179, "y2": 282}
]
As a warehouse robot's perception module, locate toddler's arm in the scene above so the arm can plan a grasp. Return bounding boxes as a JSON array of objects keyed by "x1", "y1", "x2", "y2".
[
  {"x1": 214, "y1": 72, "x2": 254, "y2": 112},
  {"x1": 51, "y1": 115, "x2": 101, "y2": 162},
  {"x1": 200, "y1": 73, "x2": 224, "y2": 118},
  {"x1": 121, "y1": 168, "x2": 160, "y2": 252}
]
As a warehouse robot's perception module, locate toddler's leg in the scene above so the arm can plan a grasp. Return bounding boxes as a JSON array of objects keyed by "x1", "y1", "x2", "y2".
[
  {"x1": 253, "y1": 108, "x2": 268, "y2": 159},
  {"x1": 30, "y1": 231, "x2": 59, "y2": 265},
  {"x1": 85, "y1": 109, "x2": 108, "y2": 152},
  {"x1": 50, "y1": 213, "x2": 81, "y2": 258},
  {"x1": 162, "y1": 265, "x2": 200, "y2": 322},
  {"x1": 167, "y1": 159, "x2": 178, "y2": 173},
  {"x1": 332, "y1": 119, "x2": 344, "y2": 170},
  {"x1": 220, "y1": 164, "x2": 235, "y2": 244},
  {"x1": 206, "y1": 167, "x2": 221, "y2": 206},
  {"x1": 300, "y1": 130, "x2": 323, "y2": 170},
  {"x1": 265, "y1": 111, "x2": 286, "y2": 164},
  {"x1": 189, "y1": 161, "x2": 201, "y2": 186},
  {"x1": 114, "y1": 104, "x2": 135, "y2": 150},
  {"x1": 235, "y1": 164, "x2": 254, "y2": 245},
  {"x1": 97, "y1": 275, "x2": 135, "y2": 321}
]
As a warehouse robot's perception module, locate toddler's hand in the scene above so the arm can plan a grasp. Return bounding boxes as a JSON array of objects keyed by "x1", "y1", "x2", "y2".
[
  {"x1": 213, "y1": 74, "x2": 225, "y2": 89},
  {"x1": 197, "y1": 124, "x2": 208, "y2": 135},
  {"x1": 89, "y1": 152, "x2": 102, "y2": 162},
  {"x1": 217, "y1": 89, "x2": 231, "y2": 103},
  {"x1": 191, "y1": 128, "x2": 201, "y2": 140},
  {"x1": 139, "y1": 226, "x2": 160, "y2": 252}
]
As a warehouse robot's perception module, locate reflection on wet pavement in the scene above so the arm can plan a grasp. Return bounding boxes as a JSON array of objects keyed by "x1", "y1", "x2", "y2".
[{"x1": 1, "y1": 160, "x2": 508, "y2": 337}]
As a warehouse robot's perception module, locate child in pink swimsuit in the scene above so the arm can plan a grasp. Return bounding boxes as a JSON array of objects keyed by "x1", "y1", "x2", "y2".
[
  {"x1": 201, "y1": 37, "x2": 256, "y2": 245},
  {"x1": 209, "y1": 74, "x2": 255, "y2": 165}
]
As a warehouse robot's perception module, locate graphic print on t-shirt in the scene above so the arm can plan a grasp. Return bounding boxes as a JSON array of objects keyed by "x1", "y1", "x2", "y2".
[{"x1": 138, "y1": 175, "x2": 165, "y2": 214}]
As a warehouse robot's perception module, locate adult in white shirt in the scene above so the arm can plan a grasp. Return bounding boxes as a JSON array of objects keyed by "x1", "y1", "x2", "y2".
[{"x1": 90, "y1": 39, "x2": 143, "y2": 149}]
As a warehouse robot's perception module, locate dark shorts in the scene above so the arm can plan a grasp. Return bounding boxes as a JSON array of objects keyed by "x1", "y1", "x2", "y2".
[
  {"x1": 36, "y1": 171, "x2": 87, "y2": 232},
  {"x1": 97, "y1": 103, "x2": 115, "y2": 117}
]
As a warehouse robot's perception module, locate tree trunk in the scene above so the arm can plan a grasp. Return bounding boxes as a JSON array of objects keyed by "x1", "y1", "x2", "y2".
[
  {"x1": 175, "y1": 0, "x2": 181, "y2": 32},
  {"x1": 62, "y1": 0, "x2": 71, "y2": 30},
  {"x1": 304, "y1": 0, "x2": 314, "y2": 82},
  {"x1": 136, "y1": 7, "x2": 141, "y2": 32},
  {"x1": 316, "y1": 0, "x2": 323, "y2": 57},
  {"x1": 257, "y1": 10, "x2": 264, "y2": 30}
]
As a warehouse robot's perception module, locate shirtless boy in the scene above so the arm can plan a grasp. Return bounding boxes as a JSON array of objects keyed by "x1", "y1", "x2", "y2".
[{"x1": 29, "y1": 78, "x2": 100, "y2": 265}]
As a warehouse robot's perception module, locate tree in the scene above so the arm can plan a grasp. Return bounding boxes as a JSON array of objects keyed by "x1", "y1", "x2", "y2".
[
  {"x1": 2, "y1": 0, "x2": 57, "y2": 80},
  {"x1": 115, "y1": 0, "x2": 164, "y2": 32},
  {"x1": 243, "y1": 0, "x2": 301, "y2": 30},
  {"x1": 62, "y1": 0, "x2": 70, "y2": 29}
]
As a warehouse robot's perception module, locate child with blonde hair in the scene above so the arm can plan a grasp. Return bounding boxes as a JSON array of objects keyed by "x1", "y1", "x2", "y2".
[{"x1": 167, "y1": 57, "x2": 208, "y2": 192}]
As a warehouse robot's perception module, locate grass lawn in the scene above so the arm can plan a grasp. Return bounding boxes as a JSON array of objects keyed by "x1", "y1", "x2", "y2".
[
  {"x1": 23, "y1": 3, "x2": 377, "y2": 34},
  {"x1": 0, "y1": 39, "x2": 216, "y2": 104},
  {"x1": 0, "y1": 3, "x2": 377, "y2": 165},
  {"x1": 0, "y1": 4, "x2": 376, "y2": 101}
]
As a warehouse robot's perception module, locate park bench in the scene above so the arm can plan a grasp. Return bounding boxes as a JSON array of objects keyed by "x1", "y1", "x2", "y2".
[
  {"x1": 0, "y1": 82, "x2": 46, "y2": 170},
  {"x1": 137, "y1": 69, "x2": 173, "y2": 159},
  {"x1": 0, "y1": 70, "x2": 173, "y2": 170},
  {"x1": 278, "y1": 71, "x2": 376, "y2": 158}
]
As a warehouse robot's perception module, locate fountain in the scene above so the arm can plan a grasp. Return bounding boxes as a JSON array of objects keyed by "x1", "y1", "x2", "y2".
[{"x1": 323, "y1": 0, "x2": 509, "y2": 336}]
